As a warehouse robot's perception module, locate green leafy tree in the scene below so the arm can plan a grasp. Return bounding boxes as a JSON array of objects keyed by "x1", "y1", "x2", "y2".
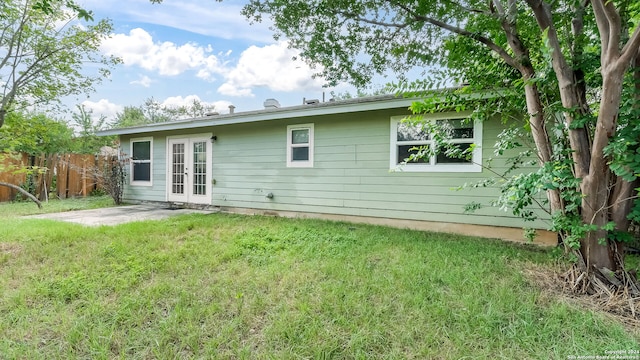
[
  {"x1": 163, "y1": 98, "x2": 217, "y2": 119},
  {"x1": 0, "y1": 111, "x2": 76, "y2": 207},
  {"x1": 110, "y1": 98, "x2": 219, "y2": 129},
  {"x1": 142, "y1": 97, "x2": 172, "y2": 124},
  {"x1": 230, "y1": 0, "x2": 640, "y2": 276},
  {"x1": 330, "y1": 85, "x2": 393, "y2": 100},
  {"x1": 111, "y1": 106, "x2": 148, "y2": 129},
  {"x1": 71, "y1": 104, "x2": 113, "y2": 154},
  {"x1": 0, "y1": 0, "x2": 119, "y2": 128},
  {"x1": 0, "y1": 111, "x2": 74, "y2": 155},
  {"x1": 31, "y1": 0, "x2": 93, "y2": 21}
]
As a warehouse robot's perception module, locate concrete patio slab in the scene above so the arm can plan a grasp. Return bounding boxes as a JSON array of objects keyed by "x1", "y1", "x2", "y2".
[{"x1": 25, "y1": 204, "x2": 216, "y2": 226}]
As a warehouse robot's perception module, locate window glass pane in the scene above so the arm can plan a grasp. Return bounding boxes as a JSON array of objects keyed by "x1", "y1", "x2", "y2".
[
  {"x1": 397, "y1": 145, "x2": 429, "y2": 164},
  {"x1": 292, "y1": 146, "x2": 309, "y2": 161},
  {"x1": 436, "y1": 143, "x2": 473, "y2": 164},
  {"x1": 397, "y1": 122, "x2": 430, "y2": 141},
  {"x1": 438, "y1": 119, "x2": 474, "y2": 139},
  {"x1": 132, "y1": 141, "x2": 151, "y2": 160},
  {"x1": 133, "y1": 163, "x2": 151, "y2": 181},
  {"x1": 292, "y1": 129, "x2": 309, "y2": 144}
]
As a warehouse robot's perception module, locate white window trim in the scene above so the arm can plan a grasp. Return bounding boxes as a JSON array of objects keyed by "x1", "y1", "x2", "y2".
[
  {"x1": 130, "y1": 137, "x2": 153, "y2": 186},
  {"x1": 390, "y1": 114, "x2": 482, "y2": 173},
  {"x1": 287, "y1": 123, "x2": 314, "y2": 168}
]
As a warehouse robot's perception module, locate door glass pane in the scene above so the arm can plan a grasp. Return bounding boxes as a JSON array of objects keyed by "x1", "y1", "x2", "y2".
[
  {"x1": 192, "y1": 141, "x2": 207, "y2": 195},
  {"x1": 171, "y1": 143, "x2": 185, "y2": 194},
  {"x1": 291, "y1": 129, "x2": 309, "y2": 144}
]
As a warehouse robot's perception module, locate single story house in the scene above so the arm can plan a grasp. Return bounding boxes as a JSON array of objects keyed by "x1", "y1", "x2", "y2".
[{"x1": 98, "y1": 94, "x2": 556, "y2": 245}]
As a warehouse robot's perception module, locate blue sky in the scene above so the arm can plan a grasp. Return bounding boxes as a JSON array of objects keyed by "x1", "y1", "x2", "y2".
[{"x1": 71, "y1": 0, "x2": 358, "y2": 122}]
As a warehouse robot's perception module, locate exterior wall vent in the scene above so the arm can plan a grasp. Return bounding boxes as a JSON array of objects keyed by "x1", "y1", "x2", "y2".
[{"x1": 263, "y1": 98, "x2": 281, "y2": 109}]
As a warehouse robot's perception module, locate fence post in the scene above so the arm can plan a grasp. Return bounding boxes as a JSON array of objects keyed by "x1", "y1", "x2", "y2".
[{"x1": 82, "y1": 156, "x2": 87, "y2": 197}]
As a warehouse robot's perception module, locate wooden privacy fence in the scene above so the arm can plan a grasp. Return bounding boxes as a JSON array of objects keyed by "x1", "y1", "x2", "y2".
[{"x1": 0, "y1": 153, "x2": 115, "y2": 202}]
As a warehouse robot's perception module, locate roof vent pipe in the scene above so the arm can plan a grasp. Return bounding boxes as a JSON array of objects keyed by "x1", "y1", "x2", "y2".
[
  {"x1": 263, "y1": 98, "x2": 280, "y2": 109},
  {"x1": 228, "y1": 105, "x2": 236, "y2": 114}
]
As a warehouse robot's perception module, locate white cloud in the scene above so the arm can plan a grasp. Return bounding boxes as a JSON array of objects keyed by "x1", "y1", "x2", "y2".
[
  {"x1": 130, "y1": 75, "x2": 153, "y2": 87},
  {"x1": 101, "y1": 28, "x2": 225, "y2": 79},
  {"x1": 81, "y1": 99, "x2": 123, "y2": 121},
  {"x1": 216, "y1": 83, "x2": 254, "y2": 97},
  {"x1": 218, "y1": 42, "x2": 324, "y2": 97}
]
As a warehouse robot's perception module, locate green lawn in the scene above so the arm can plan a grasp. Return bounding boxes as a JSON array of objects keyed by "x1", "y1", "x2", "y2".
[
  {"x1": 0, "y1": 199, "x2": 638, "y2": 358},
  {"x1": 0, "y1": 195, "x2": 115, "y2": 217}
]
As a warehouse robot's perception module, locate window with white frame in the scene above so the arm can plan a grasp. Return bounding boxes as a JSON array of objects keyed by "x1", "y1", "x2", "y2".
[
  {"x1": 390, "y1": 115, "x2": 482, "y2": 172},
  {"x1": 130, "y1": 137, "x2": 153, "y2": 185},
  {"x1": 287, "y1": 124, "x2": 314, "y2": 167}
]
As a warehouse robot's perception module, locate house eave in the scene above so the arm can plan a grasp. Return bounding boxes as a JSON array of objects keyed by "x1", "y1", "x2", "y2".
[
  {"x1": 97, "y1": 89, "x2": 505, "y2": 137},
  {"x1": 97, "y1": 94, "x2": 417, "y2": 136}
]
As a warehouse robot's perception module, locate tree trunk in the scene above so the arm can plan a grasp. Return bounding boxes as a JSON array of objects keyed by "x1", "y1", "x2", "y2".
[
  {"x1": 607, "y1": 50, "x2": 640, "y2": 262},
  {"x1": 610, "y1": 177, "x2": 639, "y2": 257},
  {"x1": 526, "y1": 0, "x2": 592, "y2": 178},
  {"x1": 580, "y1": 67, "x2": 626, "y2": 271},
  {"x1": 522, "y1": 79, "x2": 563, "y2": 212}
]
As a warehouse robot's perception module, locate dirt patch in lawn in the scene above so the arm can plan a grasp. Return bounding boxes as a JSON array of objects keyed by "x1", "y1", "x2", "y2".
[
  {"x1": 0, "y1": 242, "x2": 23, "y2": 256},
  {"x1": 523, "y1": 264, "x2": 640, "y2": 333}
]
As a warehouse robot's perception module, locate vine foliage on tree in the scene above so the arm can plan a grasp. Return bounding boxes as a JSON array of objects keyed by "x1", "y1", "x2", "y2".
[{"x1": 90, "y1": 151, "x2": 127, "y2": 205}]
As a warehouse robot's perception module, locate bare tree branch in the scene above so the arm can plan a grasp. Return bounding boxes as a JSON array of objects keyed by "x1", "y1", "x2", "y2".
[
  {"x1": 601, "y1": 0, "x2": 622, "y2": 59},
  {"x1": 388, "y1": 1, "x2": 521, "y2": 70},
  {"x1": 591, "y1": 0, "x2": 611, "y2": 55},
  {"x1": 491, "y1": 0, "x2": 506, "y2": 17},
  {"x1": 0, "y1": 182, "x2": 42, "y2": 208},
  {"x1": 335, "y1": 10, "x2": 407, "y2": 29},
  {"x1": 619, "y1": 25, "x2": 640, "y2": 69}
]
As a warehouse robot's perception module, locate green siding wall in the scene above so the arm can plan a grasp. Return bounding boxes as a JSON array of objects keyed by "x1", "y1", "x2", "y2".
[
  {"x1": 209, "y1": 109, "x2": 549, "y2": 229},
  {"x1": 119, "y1": 134, "x2": 168, "y2": 203},
  {"x1": 118, "y1": 108, "x2": 549, "y2": 229}
]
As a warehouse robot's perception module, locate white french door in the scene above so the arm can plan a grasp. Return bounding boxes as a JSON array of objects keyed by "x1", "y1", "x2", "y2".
[{"x1": 167, "y1": 136, "x2": 212, "y2": 204}]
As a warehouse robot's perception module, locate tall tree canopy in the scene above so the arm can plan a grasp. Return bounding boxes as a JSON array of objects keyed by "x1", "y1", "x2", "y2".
[
  {"x1": 0, "y1": 111, "x2": 74, "y2": 155},
  {"x1": 0, "y1": 0, "x2": 119, "y2": 128},
  {"x1": 71, "y1": 104, "x2": 114, "y2": 154},
  {"x1": 238, "y1": 0, "x2": 640, "y2": 275},
  {"x1": 109, "y1": 98, "x2": 219, "y2": 129}
]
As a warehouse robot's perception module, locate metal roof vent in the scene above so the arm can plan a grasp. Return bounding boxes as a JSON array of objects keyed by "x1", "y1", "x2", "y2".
[
  {"x1": 263, "y1": 98, "x2": 280, "y2": 109},
  {"x1": 305, "y1": 99, "x2": 320, "y2": 105},
  {"x1": 228, "y1": 105, "x2": 236, "y2": 114},
  {"x1": 205, "y1": 111, "x2": 219, "y2": 116}
]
